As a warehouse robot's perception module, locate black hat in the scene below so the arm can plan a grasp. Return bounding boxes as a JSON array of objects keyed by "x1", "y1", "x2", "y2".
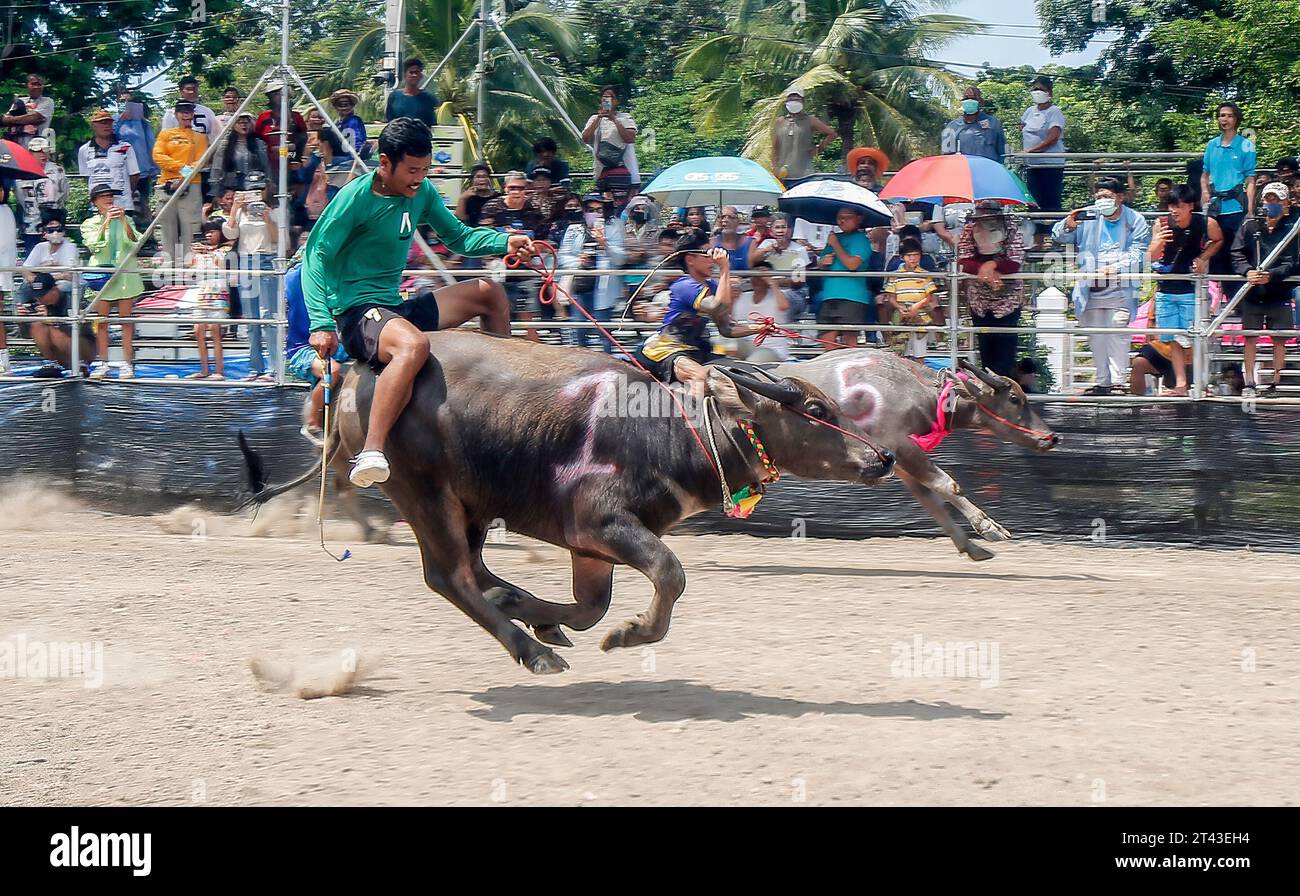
[
  {"x1": 529, "y1": 166, "x2": 553, "y2": 181},
  {"x1": 31, "y1": 272, "x2": 57, "y2": 294},
  {"x1": 88, "y1": 183, "x2": 122, "y2": 200},
  {"x1": 174, "y1": 100, "x2": 197, "y2": 113},
  {"x1": 751, "y1": 205, "x2": 773, "y2": 218}
]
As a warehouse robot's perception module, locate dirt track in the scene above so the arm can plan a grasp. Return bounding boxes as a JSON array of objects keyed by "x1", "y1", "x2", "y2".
[{"x1": 2, "y1": 484, "x2": 1297, "y2": 806}]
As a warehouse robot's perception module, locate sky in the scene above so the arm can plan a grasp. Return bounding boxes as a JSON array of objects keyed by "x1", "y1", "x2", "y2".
[{"x1": 941, "y1": 0, "x2": 1107, "y2": 74}]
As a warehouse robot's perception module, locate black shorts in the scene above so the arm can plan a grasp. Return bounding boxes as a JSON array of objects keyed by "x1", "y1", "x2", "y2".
[
  {"x1": 629, "y1": 348, "x2": 721, "y2": 383},
  {"x1": 336, "y1": 289, "x2": 440, "y2": 369},
  {"x1": 1240, "y1": 300, "x2": 1295, "y2": 332},
  {"x1": 1135, "y1": 344, "x2": 1176, "y2": 387},
  {"x1": 817, "y1": 298, "x2": 870, "y2": 326}
]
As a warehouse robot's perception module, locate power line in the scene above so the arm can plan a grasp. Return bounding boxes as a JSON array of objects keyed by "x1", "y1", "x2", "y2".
[{"x1": 4, "y1": 14, "x2": 266, "y2": 62}]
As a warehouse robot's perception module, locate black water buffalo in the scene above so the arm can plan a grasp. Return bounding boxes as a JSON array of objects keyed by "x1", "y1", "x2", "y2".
[
  {"x1": 241, "y1": 331, "x2": 893, "y2": 674},
  {"x1": 774, "y1": 349, "x2": 1059, "y2": 561}
]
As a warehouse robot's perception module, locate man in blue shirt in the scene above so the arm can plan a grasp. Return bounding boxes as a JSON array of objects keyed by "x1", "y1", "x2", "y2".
[
  {"x1": 1201, "y1": 101, "x2": 1256, "y2": 285},
  {"x1": 816, "y1": 207, "x2": 877, "y2": 349},
  {"x1": 284, "y1": 263, "x2": 350, "y2": 446},
  {"x1": 385, "y1": 58, "x2": 438, "y2": 125},
  {"x1": 940, "y1": 86, "x2": 1006, "y2": 163}
]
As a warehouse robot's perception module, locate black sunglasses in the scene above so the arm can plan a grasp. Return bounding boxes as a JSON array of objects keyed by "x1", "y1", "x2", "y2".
[{"x1": 44, "y1": 227, "x2": 65, "y2": 234}]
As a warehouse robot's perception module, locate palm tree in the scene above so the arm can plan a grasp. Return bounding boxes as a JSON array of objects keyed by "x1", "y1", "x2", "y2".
[
  {"x1": 677, "y1": 0, "x2": 980, "y2": 169},
  {"x1": 297, "y1": 0, "x2": 585, "y2": 170}
]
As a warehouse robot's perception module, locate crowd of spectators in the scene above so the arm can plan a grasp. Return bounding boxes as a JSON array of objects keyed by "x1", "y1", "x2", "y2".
[{"x1": 0, "y1": 66, "x2": 1296, "y2": 400}]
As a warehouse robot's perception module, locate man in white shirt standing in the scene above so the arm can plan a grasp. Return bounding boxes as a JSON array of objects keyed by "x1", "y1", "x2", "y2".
[
  {"x1": 160, "y1": 76, "x2": 220, "y2": 138},
  {"x1": 2, "y1": 73, "x2": 55, "y2": 148},
  {"x1": 77, "y1": 109, "x2": 142, "y2": 214},
  {"x1": 581, "y1": 86, "x2": 640, "y2": 190}
]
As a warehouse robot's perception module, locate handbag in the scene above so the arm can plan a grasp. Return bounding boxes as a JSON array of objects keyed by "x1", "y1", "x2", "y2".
[{"x1": 594, "y1": 129, "x2": 626, "y2": 170}]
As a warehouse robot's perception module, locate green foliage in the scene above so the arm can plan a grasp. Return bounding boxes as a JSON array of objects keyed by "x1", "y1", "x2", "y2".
[{"x1": 630, "y1": 76, "x2": 751, "y2": 172}]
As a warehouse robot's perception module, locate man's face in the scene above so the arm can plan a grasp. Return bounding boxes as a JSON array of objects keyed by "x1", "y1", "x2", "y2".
[
  {"x1": 836, "y1": 207, "x2": 862, "y2": 231},
  {"x1": 752, "y1": 213, "x2": 771, "y2": 230},
  {"x1": 1279, "y1": 167, "x2": 1298, "y2": 183},
  {"x1": 306, "y1": 110, "x2": 324, "y2": 130},
  {"x1": 1169, "y1": 199, "x2": 1194, "y2": 227},
  {"x1": 335, "y1": 98, "x2": 355, "y2": 115},
  {"x1": 405, "y1": 65, "x2": 423, "y2": 88},
  {"x1": 177, "y1": 109, "x2": 194, "y2": 128},
  {"x1": 903, "y1": 251, "x2": 922, "y2": 268},
  {"x1": 503, "y1": 178, "x2": 527, "y2": 206},
  {"x1": 472, "y1": 170, "x2": 491, "y2": 191},
  {"x1": 180, "y1": 83, "x2": 199, "y2": 102},
  {"x1": 530, "y1": 176, "x2": 552, "y2": 197},
  {"x1": 1095, "y1": 188, "x2": 1120, "y2": 213},
  {"x1": 26, "y1": 77, "x2": 43, "y2": 97},
  {"x1": 658, "y1": 237, "x2": 677, "y2": 257},
  {"x1": 223, "y1": 92, "x2": 240, "y2": 112},
  {"x1": 771, "y1": 219, "x2": 789, "y2": 242},
  {"x1": 601, "y1": 90, "x2": 617, "y2": 111},
  {"x1": 718, "y1": 208, "x2": 739, "y2": 233},
  {"x1": 963, "y1": 87, "x2": 980, "y2": 103},
  {"x1": 92, "y1": 119, "x2": 114, "y2": 139},
  {"x1": 1218, "y1": 106, "x2": 1238, "y2": 131},
  {"x1": 536, "y1": 147, "x2": 555, "y2": 163},
  {"x1": 1156, "y1": 183, "x2": 1172, "y2": 204},
  {"x1": 267, "y1": 90, "x2": 282, "y2": 110},
  {"x1": 379, "y1": 152, "x2": 432, "y2": 198},
  {"x1": 856, "y1": 159, "x2": 877, "y2": 180},
  {"x1": 1264, "y1": 192, "x2": 1289, "y2": 217}
]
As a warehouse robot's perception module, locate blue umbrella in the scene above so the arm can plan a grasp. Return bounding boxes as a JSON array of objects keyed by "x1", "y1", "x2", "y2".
[
  {"x1": 641, "y1": 157, "x2": 785, "y2": 207},
  {"x1": 778, "y1": 178, "x2": 894, "y2": 226}
]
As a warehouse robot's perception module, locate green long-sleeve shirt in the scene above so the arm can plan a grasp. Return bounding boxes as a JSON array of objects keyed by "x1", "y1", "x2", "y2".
[{"x1": 303, "y1": 170, "x2": 510, "y2": 331}]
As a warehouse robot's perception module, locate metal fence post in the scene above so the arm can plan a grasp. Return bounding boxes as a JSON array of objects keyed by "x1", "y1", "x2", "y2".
[
  {"x1": 1192, "y1": 273, "x2": 1208, "y2": 399},
  {"x1": 70, "y1": 271, "x2": 82, "y2": 375},
  {"x1": 948, "y1": 252, "x2": 960, "y2": 367}
]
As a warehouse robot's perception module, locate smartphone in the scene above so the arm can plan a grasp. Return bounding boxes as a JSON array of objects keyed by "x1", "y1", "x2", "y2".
[
  {"x1": 248, "y1": 201, "x2": 267, "y2": 219},
  {"x1": 1077, "y1": 209, "x2": 1097, "y2": 221},
  {"x1": 601, "y1": 98, "x2": 612, "y2": 112}
]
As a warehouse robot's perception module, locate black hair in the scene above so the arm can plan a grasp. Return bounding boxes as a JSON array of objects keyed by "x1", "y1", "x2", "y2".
[
  {"x1": 1155, "y1": 177, "x2": 1175, "y2": 188},
  {"x1": 897, "y1": 224, "x2": 922, "y2": 241},
  {"x1": 223, "y1": 122, "x2": 266, "y2": 173},
  {"x1": 1095, "y1": 176, "x2": 1126, "y2": 195},
  {"x1": 532, "y1": 136, "x2": 557, "y2": 154},
  {"x1": 674, "y1": 227, "x2": 710, "y2": 270},
  {"x1": 319, "y1": 126, "x2": 344, "y2": 155},
  {"x1": 1215, "y1": 101, "x2": 1242, "y2": 126},
  {"x1": 1030, "y1": 75, "x2": 1052, "y2": 92},
  {"x1": 1277, "y1": 156, "x2": 1299, "y2": 173},
  {"x1": 378, "y1": 117, "x2": 432, "y2": 164},
  {"x1": 179, "y1": 76, "x2": 200, "y2": 89},
  {"x1": 201, "y1": 220, "x2": 225, "y2": 234},
  {"x1": 1168, "y1": 184, "x2": 1199, "y2": 206},
  {"x1": 223, "y1": 86, "x2": 241, "y2": 96},
  {"x1": 599, "y1": 85, "x2": 618, "y2": 97},
  {"x1": 403, "y1": 57, "x2": 424, "y2": 72},
  {"x1": 898, "y1": 237, "x2": 924, "y2": 256},
  {"x1": 685, "y1": 205, "x2": 710, "y2": 227},
  {"x1": 1017, "y1": 357, "x2": 1040, "y2": 374}
]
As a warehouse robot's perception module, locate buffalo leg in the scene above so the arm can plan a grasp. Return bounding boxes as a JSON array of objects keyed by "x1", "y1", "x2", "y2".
[
  {"x1": 915, "y1": 465, "x2": 1011, "y2": 542},
  {"x1": 399, "y1": 495, "x2": 569, "y2": 674},
  {"x1": 897, "y1": 468, "x2": 995, "y2": 562},
  {"x1": 593, "y1": 519, "x2": 686, "y2": 651},
  {"x1": 467, "y1": 524, "x2": 580, "y2": 648},
  {"x1": 477, "y1": 551, "x2": 615, "y2": 648}
]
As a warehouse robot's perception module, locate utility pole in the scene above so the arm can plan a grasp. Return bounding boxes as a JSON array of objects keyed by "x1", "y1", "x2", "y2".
[{"x1": 382, "y1": 0, "x2": 405, "y2": 93}]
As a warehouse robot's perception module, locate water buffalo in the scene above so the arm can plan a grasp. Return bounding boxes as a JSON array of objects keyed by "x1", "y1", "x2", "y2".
[
  {"x1": 241, "y1": 331, "x2": 894, "y2": 674},
  {"x1": 771, "y1": 349, "x2": 1059, "y2": 561}
]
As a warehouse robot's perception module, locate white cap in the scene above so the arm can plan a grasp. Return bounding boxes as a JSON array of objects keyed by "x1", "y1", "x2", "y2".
[
  {"x1": 1262, "y1": 181, "x2": 1289, "y2": 201},
  {"x1": 27, "y1": 137, "x2": 49, "y2": 152},
  {"x1": 264, "y1": 79, "x2": 287, "y2": 94}
]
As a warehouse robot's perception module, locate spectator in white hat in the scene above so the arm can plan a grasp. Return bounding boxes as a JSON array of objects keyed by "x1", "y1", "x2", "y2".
[
  {"x1": 1231, "y1": 181, "x2": 1300, "y2": 397},
  {"x1": 15, "y1": 136, "x2": 68, "y2": 251}
]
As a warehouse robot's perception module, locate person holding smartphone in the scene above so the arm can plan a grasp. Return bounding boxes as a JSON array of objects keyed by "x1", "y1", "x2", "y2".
[
  {"x1": 581, "y1": 86, "x2": 640, "y2": 188},
  {"x1": 223, "y1": 173, "x2": 280, "y2": 381}
]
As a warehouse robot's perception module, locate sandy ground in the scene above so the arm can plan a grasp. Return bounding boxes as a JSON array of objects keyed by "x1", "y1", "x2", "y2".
[{"x1": 1, "y1": 482, "x2": 1297, "y2": 806}]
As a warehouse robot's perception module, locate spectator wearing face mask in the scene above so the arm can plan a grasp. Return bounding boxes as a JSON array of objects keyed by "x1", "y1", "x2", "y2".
[
  {"x1": 1053, "y1": 177, "x2": 1151, "y2": 394},
  {"x1": 558, "y1": 192, "x2": 625, "y2": 351},
  {"x1": 21, "y1": 219, "x2": 78, "y2": 296},
  {"x1": 1019, "y1": 76, "x2": 1066, "y2": 238},
  {"x1": 1231, "y1": 181, "x2": 1300, "y2": 398},
  {"x1": 771, "y1": 87, "x2": 839, "y2": 184},
  {"x1": 941, "y1": 86, "x2": 1005, "y2": 164},
  {"x1": 959, "y1": 200, "x2": 1026, "y2": 377},
  {"x1": 623, "y1": 195, "x2": 661, "y2": 287}
]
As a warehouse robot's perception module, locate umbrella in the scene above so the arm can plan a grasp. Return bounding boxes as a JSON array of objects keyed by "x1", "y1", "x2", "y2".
[
  {"x1": 0, "y1": 138, "x2": 46, "y2": 180},
  {"x1": 879, "y1": 153, "x2": 1033, "y2": 206},
  {"x1": 641, "y1": 156, "x2": 784, "y2": 207},
  {"x1": 778, "y1": 178, "x2": 893, "y2": 226}
]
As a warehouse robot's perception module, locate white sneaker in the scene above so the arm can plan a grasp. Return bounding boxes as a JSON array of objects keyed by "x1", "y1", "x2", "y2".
[
  {"x1": 88, "y1": 361, "x2": 109, "y2": 380},
  {"x1": 300, "y1": 424, "x2": 325, "y2": 449},
  {"x1": 118, "y1": 363, "x2": 135, "y2": 380},
  {"x1": 349, "y1": 450, "x2": 391, "y2": 488}
]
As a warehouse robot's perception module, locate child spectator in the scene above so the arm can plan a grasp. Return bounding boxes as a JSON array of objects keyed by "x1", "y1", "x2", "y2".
[
  {"x1": 881, "y1": 238, "x2": 940, "y2": 360},
  {"x1": 188, "y1": 221, "x2": 231, "y2": 379}
]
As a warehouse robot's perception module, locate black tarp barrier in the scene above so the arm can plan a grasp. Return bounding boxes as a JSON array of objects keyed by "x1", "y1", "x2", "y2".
[{"x1": 2, "y1": 381, "x2": 1297, "y2": 550}]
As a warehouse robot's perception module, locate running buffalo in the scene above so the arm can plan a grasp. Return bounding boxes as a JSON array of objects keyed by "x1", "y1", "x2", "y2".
[
  {"x1": 240, "y1": 331, "x2": 894, "y2": 674},
  {"x1": 773, "y1": 349, "x2": 1059, "y2": 561}
]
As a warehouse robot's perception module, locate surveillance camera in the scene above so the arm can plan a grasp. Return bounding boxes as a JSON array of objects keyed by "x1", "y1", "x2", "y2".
[{"x1": 373, "y1": 70, "x2": 395, "y2": 88}]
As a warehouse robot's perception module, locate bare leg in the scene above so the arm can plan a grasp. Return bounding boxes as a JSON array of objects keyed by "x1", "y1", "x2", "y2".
[
  {"x1": 1243, "y1": 336, "x2": 1258, "y2": 385},
  {"x1": 95, "y1": 299, "x2": 110, "y2": 361},
  {"x1": 1272, "y1": 340, "x2": 1286, "y2": 388},
  {"x1": 194, "y1": 325, "x2": 210, "y2": 374},
  {"x1": 1168, "y1": 342, "x2": 1189, "y2": 394},
  {"x1": 669, "y1": 355, "x2": 708, "y2": 402},
  {"x1": 117, "y1": 299, "x2": 134, "y2": 363},
  {"x1": 40, "y1": 328, "x2": 93, "y2": 368},
  {"x1": 212, "y1": 324, "x2": 224, "y2": 377},
  {"x1": 433, "y1": 277, "x2": 510, "y2": 335},
  {"x1": 1129, "y1": 357, "x2": 1156, "y2": 395},
  {"x1": 362, "y1": 317, "x2": 429, "y2": 455}
]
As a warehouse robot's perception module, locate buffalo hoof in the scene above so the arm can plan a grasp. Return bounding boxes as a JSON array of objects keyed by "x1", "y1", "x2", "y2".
[
  {"x1": 964, "y1": 543, "x2": 996, "y2": 562},
  {"x1": 533, "y1": 624, "x2": 573, "y2": 648},
  {"x1": 975, "y1": 519, "x2": 1012, "y2": 542},
  {"x1": 600, "y1": 620, "x2": 651, "y2": 651},
  {"x1": 522, "y1": 647, "x2": 569, "y2": 675}
]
